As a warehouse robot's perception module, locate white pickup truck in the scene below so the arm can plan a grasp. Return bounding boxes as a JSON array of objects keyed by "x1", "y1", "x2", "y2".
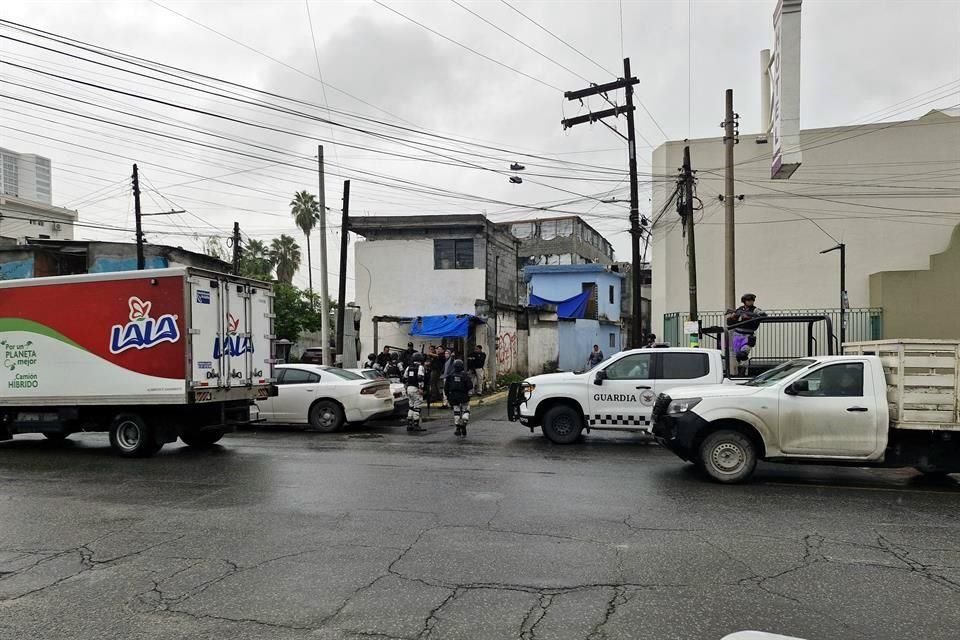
[
  {"x1": 652, "y1": 340, "x2": 960, "y2": 483},
  {"x1": 507, "y1": 348, "x2": 727, "y2": 443}
]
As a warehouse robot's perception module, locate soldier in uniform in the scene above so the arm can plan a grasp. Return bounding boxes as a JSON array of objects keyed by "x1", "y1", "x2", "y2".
[
  {"x1": 444, "y1": 359, "x2": 474, "y2": 437},
  {"x1": 402, "y1": 353, "x2": 427, "y2": 432}
]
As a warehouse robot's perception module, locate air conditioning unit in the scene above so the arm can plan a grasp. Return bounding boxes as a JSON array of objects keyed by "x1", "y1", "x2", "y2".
[{"x1": 52, "y1": 223, "x2": 62, "y2": 232}]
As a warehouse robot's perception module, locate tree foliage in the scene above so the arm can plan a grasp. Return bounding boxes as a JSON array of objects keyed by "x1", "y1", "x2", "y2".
[
  {"x1": 273, "y1": 282, "x2": 323, "y2": 343},
  {"x1": 239, "y1": 238, "x2": 273, "y2": 280},
  {"x1": 269, "y1": 234, "x2": 301, "y2": 284}
]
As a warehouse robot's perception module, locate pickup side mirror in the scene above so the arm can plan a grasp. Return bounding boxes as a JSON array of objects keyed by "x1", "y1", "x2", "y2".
[
  {"x1": 785, "y1": 380, "x2": 810, "y2": 396},
  {"x1": 594, "y1": 370, "x2": 607, "y2": 386}
]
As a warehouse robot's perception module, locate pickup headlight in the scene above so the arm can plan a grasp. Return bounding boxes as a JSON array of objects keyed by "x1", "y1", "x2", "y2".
[
  {"x1": 520, "y1": 382, "x2": 536, "y2": 399},
  {"x1": 667, "y1": 397, "x2": 701, "y2": 414}
]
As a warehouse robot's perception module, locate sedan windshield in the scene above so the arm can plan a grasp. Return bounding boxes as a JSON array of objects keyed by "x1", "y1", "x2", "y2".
[{"x1": 743, "y1": 359, "x2": 815, "y2": 386}]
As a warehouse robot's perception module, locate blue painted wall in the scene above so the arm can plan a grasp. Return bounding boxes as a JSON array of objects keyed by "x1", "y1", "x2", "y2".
[
  {"x1": 558, "y1": 319, "x2": 620, "y2": 372},
  {"x1": 526, "y1": 265, "x2": 623, "y2": 321},
  {"x1": 89, "y1": 256, "x2": 168, "y2": 273},
  {"x1": 0, "y1": 258, "x2": 34, "y2": 280}
]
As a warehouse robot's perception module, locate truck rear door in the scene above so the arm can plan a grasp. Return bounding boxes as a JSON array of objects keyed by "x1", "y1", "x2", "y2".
[
  {"x1": 189, "y1": 275, "x2": 223, "y2": 389},
  {"x1": 778, "y1": 359, "x2": 879, "y2": 456}
]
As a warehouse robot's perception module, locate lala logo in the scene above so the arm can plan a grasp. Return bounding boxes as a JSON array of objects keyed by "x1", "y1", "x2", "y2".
[
  {"x1": 109, "y1": 297, "x2": 180, "y2": 354},
  {"x1": 214, "y1": 312, "x2": 254, "y2": 359}
]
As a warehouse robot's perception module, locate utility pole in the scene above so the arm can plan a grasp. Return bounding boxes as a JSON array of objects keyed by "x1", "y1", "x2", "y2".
[
  {"x1": 317, "y1": 145, "x2": 332, "y2": 366},
  {"x1": 132, "y1": 163, "x2": 144, "y2": 270},
  {"x1": 561, "y1": 58, "x2": 643, "y2": 347},
  {"x1": 231, "y1": 221, "x2": 241, "y2": 275},
  {"x1": 336, "y1": 180, "x2": 350, "y2": 361},
  {"x1": 682, "y1": 145, "x2": 698, "y2": 322},
  {"x1": 723, "y1": 89, "x2": 739, "y2": 311}
]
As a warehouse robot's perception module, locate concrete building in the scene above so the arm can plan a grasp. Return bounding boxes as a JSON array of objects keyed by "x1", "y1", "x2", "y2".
[
  {"x1": 651, "y1": 108, "x2": 960, "y2": 344},
  {"x1": 525, "y1": 264, "x2": 625, "y2": 372},
  {"x1": 1, "y1": 148, "x2": 52, "y2": 205},
  {"x1": 503, "y1": 216, "x2": 615, "y2": 267},
  {"x1": 352, "y1": 214, "x2": 522, "y2": 379},
  {"x1": 0, "y1": 195, "x2": 77, "y2": 241},
  {"x1": 0, "y1": 238, "x2": 229, "y2": 280}
]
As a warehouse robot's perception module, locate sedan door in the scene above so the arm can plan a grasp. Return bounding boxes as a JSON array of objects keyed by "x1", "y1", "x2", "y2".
[
  {"x1": 588, "y1": 352, "x2": 656, "y2": 429},
  {"x1": 778, "y1": 361, "x2": 879, "y2": 456},
  {"x1": 270, "y1": 368, "x2": 321, "y2": 423}
]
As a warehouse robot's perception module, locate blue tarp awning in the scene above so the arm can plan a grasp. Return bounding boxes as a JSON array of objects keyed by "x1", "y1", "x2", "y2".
[
  {"x1": 529, "y1": 291, "x2": 591, "y2": 319},
  {"x1": 408, "y1": 314, "x2": 482, "y2": 338}
]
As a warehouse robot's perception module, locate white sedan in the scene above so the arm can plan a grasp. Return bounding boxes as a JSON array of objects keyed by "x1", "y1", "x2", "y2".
[{"x1": 253, "y1": 364, "x2": 394, "y2": 432}]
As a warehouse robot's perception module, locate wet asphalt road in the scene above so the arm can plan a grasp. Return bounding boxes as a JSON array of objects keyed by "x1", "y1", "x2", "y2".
[{"x1": 1, "y1": 399, "x2": 959, "y2": 640}]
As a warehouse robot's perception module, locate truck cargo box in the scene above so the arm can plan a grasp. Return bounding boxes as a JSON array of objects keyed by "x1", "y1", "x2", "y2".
[
  {"x1": 0, "y1": 267, "x2": 274, "y2": 407},
  {"x1": 845, "y1": 339, "x2": 960, "y2": 431}
]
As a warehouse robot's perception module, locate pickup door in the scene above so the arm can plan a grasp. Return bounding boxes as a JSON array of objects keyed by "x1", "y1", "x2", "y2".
[
  {"x1": 778, "y1": 359, "x2": 880, "y2": 456},
  {"x1": 588, "y1": 351, "x2": 714, "y2": 430}
]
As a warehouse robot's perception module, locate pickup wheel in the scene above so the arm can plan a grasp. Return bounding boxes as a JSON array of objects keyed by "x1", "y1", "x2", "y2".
[
  {"x1": 700, "y1": 430, "x2": 757, "y2": 484},
  {"x1": 542, "y1": 405, "x2": 583, "y2": 444},
  {"x1": 109, "y1": 413, "x2": 163, "y2": 458},
  {"x1": 309, "y1": 400, "x2": 345, "y2": 433},
  {"x1": 180, "y1": 429, "x2": 226, "y2": 448}
]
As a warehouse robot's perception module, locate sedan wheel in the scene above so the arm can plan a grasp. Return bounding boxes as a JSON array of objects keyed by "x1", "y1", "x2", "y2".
[{"x1": 309, "y1": 400, "x2": 345, "y2": 433}]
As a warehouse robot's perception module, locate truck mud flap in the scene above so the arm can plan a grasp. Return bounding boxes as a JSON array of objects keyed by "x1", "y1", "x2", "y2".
[{"x1": 507, "y1": 382, "x2": 523, "y2": 422}]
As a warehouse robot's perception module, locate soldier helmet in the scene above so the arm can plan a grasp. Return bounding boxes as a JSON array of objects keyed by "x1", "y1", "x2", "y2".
[
  {"x1": 454, "y1": 359, "x2": 465, "y2": 372},
  {"x1": 367, "y1": 353, "x2": 376, "y2": 361},
  {"x1": 741, "y1": 293, "x2": 757, "y2": 303},
  {"x1": 412, "y1": 353, "x2": 425, "y2": 363}
]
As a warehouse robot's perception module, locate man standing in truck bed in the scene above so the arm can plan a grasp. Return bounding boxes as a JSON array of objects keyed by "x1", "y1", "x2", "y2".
[{"x1": 726, "y1": 293, "x2": 767, "y2": 376}]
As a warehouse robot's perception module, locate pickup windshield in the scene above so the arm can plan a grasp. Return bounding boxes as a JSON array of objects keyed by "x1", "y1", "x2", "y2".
[{"x1": 742, "y1": 358, "x2": 815, "y2": 386}]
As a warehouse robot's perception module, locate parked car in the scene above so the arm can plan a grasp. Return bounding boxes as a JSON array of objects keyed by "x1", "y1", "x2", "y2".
[
  {"x1": 253, "y1": 364, "x2": 393, "y2": 432},
  {"x1": 299, "y1": 347, "x2": 324, "y2": 365},
  {"x1": 350, "y1": 368, "x2": 408, "y2": 415}
]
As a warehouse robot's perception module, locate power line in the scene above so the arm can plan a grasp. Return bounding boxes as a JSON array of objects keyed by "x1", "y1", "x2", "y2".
[
  {"x1": 449, "y1": 0, "x2": 593, "y2": 84},
  {"x1": 499, "y1": 0, "x2": 615, "y2": 77},
  {"x1": 372, "y1": 0, "x2": 562, "y2": 92}
]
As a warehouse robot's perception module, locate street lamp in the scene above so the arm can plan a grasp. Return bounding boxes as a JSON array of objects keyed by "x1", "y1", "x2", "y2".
[{"x1": 819, "y1": 243, "x2": 847, "y2": 351}]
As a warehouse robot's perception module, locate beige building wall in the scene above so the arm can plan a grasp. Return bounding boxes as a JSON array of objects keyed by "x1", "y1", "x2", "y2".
[
  {"x1": 650, "y1": 109, "x2": 960, "y2": 338},
  {"x1": 870, "y1": 225, "x2": 960, "y2": 340}
]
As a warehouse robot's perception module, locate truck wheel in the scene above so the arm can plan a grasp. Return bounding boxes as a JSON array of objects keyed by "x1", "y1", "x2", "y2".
[
  {"x1": 309, "y1": 401, "x2": 345, "y2": 433},
  {"x1": 542, "y1": 405, "x2": 583, "y2": 444},
  {"x1": 109, "y1": 414, "x2": 162, "y2": 457},
  {"x1": 180, "y1": 429, "x2": 226, "y2": 448},
  {"x1": 700, "y1": 430, "x2": 757, "y2": 484}
]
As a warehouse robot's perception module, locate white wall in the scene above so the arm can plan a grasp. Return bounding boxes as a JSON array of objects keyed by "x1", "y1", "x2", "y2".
[
  {"x1": 0, "y1": 197, "x2": 76, "y2": 241},
  {"x1": 356, "y1": 238, "x2": 486, "y2": 354},
  {"x1": 494, "y1": 310, "x2": 519, "y2": 376},
  {"x1": 527, "y1": 316, "x2": 559, "y2": 376},
  {"x1": 650, "y1": 111, "x2": 960, "y2": 337}
]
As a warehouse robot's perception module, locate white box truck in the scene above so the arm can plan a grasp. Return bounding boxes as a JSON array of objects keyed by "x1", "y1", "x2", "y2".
[
  {"x1": 0, "y1": 267, "x2": 275, "y2": 456},
  {"x1": 652, "y1": 340, "x2": 960, "y2": 483}
]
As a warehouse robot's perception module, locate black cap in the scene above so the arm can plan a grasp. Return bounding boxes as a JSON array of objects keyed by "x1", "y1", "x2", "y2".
[{"x1": 741, "y1": 293, "x2": 757, "y2": 302}]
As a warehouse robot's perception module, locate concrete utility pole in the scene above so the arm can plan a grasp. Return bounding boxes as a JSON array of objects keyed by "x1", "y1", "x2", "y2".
[
  {"x1": 682, "y1": 145, "x2": 698, "y2": 322},
  {"x1": 560, "y1": 58, "x2": 644, "y2": 347},
  {"x1": 336, "y1": 180, "x2": 350, "y2": 361},
  {"x1": 317, "y1": 145, "x2": 332, "y2": 366},
  {"x1": 132, "y1": 163, "x2": 144, "y2": 270},
  {"x1": 723, "y1": 89, "x2": 739, "y2": 312},
  {"x1": 231, "y1": 221, "x2": 241, "y2": 275}
]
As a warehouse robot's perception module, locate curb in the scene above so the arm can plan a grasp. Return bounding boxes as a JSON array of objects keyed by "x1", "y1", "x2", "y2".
[{"x1": 474, "y1": 388, "x2": 508, "y2": 407}]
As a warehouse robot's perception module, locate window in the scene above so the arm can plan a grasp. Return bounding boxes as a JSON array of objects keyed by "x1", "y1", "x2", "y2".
[
  {"x1": 608, "y1": 285, "x2": 614, "y2": 305},
  {"x1": 277, "y1": 368, "x2": 320, "y2": 384},
  {"x1": 433, "y1": 239, "x2": 474, "y2": 269},
  {"x1": 660, "y1": 353, "x2": 710, "y2": 379},
  {"x1": 510, "y1": 223, "x2": 534, "y2": 239},
  {"x1": 605, "y1": 353, "x2": 653, "y2": 380},
  {"x1": 795, "y1": 363, "x2": 864, "y2": 397},
  {"x1": 609, "y1": 333, "x2": 616, "y2": 348},
  {"x1": 325, "y1": 368, "x2": 364, "y2": 381}
]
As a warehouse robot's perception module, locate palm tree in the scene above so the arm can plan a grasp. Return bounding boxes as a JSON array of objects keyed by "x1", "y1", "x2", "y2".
[
  {"x1": 269, "y1": 235, "x2": 301, "y2": 284},
  {"x1": 240, "y1": 239, "x2": 272, "y2": 280},
  {"x1": 290, "y1": 190, "x2": 320, "y2": 300}
]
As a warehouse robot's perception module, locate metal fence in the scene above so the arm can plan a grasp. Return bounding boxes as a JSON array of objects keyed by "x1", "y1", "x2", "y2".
[{"x1": 663, "y1": 308, "x2": 883, "y2": 362}]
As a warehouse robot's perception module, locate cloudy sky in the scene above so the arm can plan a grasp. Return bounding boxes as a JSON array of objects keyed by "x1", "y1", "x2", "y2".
[{"x1": 2, "y1": 0, "x2": 958, "y2": 297}]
